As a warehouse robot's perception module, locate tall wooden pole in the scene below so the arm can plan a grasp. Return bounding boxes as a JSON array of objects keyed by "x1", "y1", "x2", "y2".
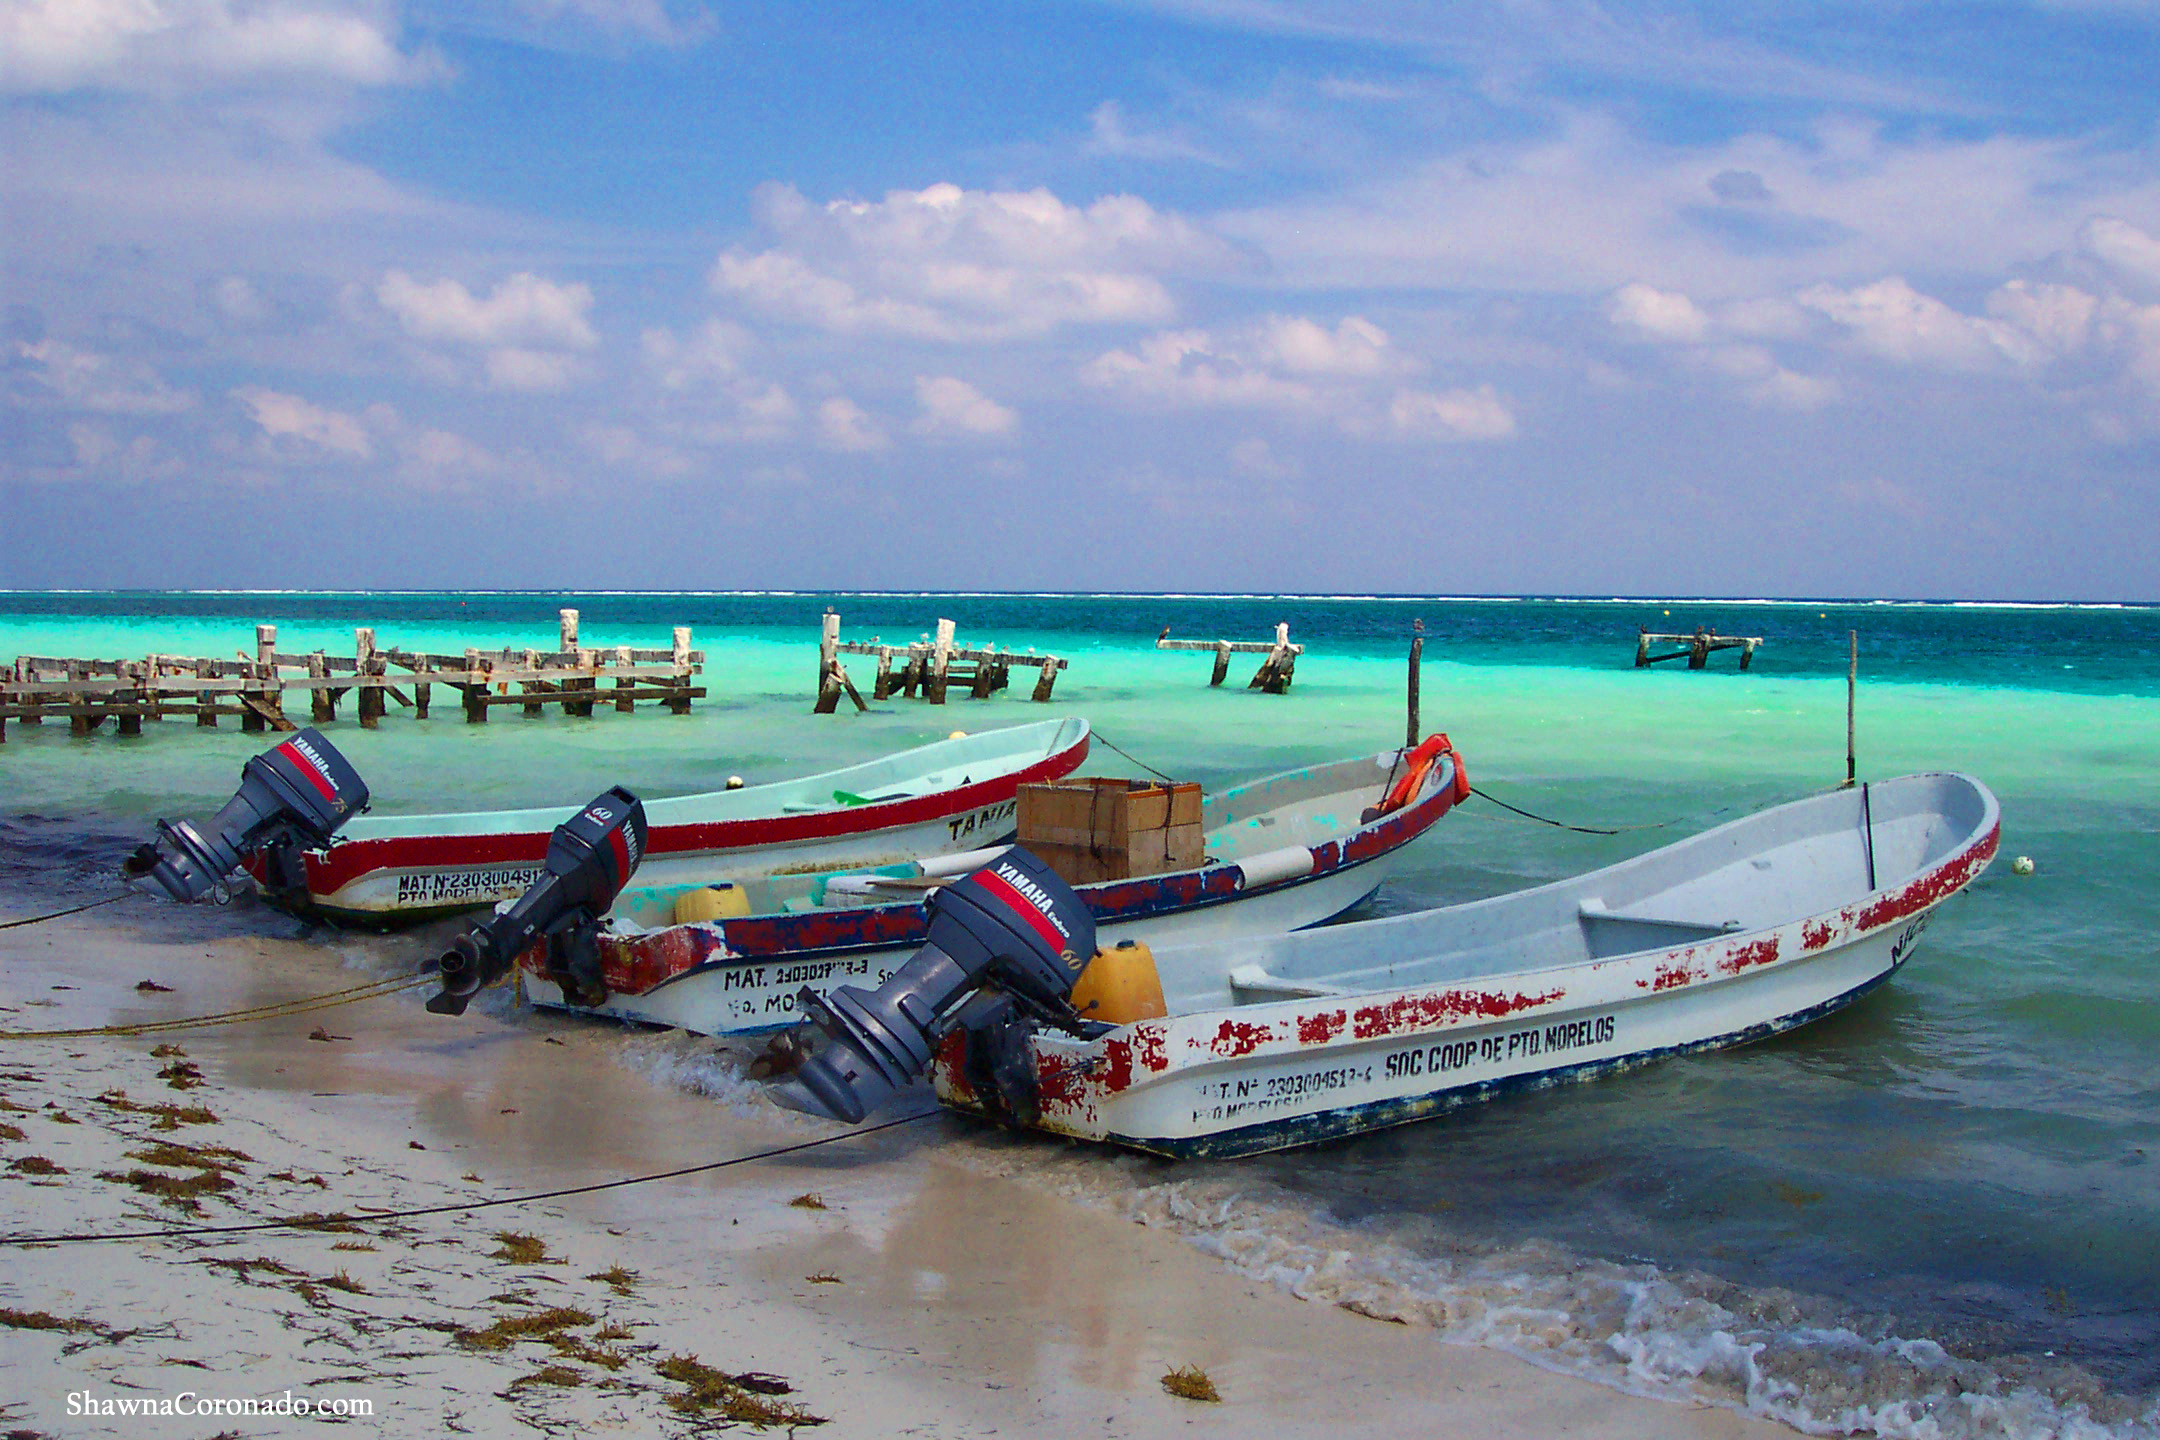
[
  {"x1": 1846, "y1": 629, "x2": 1858, "y2": 788},
  {"x1": 1407, "y1": 618, "x2": 1424, "y2": 748}
]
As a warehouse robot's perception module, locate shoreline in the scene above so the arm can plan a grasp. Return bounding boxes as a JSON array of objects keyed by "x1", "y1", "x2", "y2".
[{"x1": 2, "y1": 904, "x2": 1798, "y2": 1439}]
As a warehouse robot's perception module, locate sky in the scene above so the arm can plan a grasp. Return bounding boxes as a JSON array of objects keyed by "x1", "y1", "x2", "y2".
[{"x1": 3, "y1": 1, "x2": 2158, "y2": 599}]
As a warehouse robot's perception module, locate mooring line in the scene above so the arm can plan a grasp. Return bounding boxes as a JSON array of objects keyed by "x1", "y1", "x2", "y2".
[
  {"x1": 0, "y1": 1113, "x2": 938, "y2": 1247},
  {"x1": 1466, "y1": 785, "x2": 1635, "y2": 835},
  {"x1": 0, "y1": 889, "x2": 135, "y2": 931},
  {"x1": 1089, "y1": 732, "x2": 1180, "y2": 785},
  {"x1": 1468, "y1": 779, "x2": 1851, "y2": 838},
  {"x1": 0, "y1": 972, "x2": 433, "y2": 1042}
]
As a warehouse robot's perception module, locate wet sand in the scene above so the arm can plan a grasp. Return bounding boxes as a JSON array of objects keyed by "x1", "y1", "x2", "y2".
[{"x1": 0, "y1": 899, "x2": 1802, "y2": 1438}]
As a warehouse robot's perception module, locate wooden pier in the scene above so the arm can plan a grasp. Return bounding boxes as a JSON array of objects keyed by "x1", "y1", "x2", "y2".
[
  {"x1": 1155, "y1": 622, "x2": 1303, "y2": 693},
  {"x1": 815, "y1": 613, "x2": 1066, "y2": 712},
  {"x1": 1634, "y1": 626, "x2": 1761, "y2": 670},
  {"x1": 0, "y1": 610, "x2": 705, "y2": 742}
]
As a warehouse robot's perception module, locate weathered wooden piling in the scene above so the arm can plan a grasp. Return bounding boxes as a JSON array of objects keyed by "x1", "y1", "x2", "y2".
[
  {"x1": 1407, "y1": 619, "x2": 1424, "y2": 749},
  {"x1": 816, "y1": 612, "x2": 1066, "y2": 711},
  {"x1": 814, "y1": 612, "x2": 869, "y2": 715},
  {"x1": 0, "y1": 610, "x2": 705, "y2": 742},
  {"x1": 1156, "y1": 622, "x2": 1304, "y2": 693},
  {"x1": 1634, "y1": 626, "x2": 1761, "y2": 670}
]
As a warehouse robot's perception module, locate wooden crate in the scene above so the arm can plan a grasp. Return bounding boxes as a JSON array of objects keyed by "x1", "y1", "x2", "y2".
[{"x1": 1016, "y1": 777, "x2": 1204, "y2": 884}]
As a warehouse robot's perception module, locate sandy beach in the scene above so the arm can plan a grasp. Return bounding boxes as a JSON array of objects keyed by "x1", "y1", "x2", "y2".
[{"x1": 0, "y1": 893, "x2": 1807, "y2": 1439}]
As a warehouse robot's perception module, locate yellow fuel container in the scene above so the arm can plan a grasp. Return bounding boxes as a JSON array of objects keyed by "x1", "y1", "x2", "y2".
[
  {"x1": 1068, "y1": 938, "x2": 1167, "y2": 1025},
  {"x1": 672, "y1": 882, "x2": 752, "y2": 925}
]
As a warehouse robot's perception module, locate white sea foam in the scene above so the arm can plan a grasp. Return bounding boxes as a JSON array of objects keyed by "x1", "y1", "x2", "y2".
[{"x1": 944, "y1": 1144, "x2": 2160, "y2": 1440}]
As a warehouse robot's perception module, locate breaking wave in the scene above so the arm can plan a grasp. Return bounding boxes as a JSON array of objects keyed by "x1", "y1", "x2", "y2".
[{"x1": 947, "y1": 1141, "x2": 2160, "y2": 1440}]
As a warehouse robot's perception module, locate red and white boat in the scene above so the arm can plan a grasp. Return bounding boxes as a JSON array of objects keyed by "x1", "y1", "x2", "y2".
[
  {"x1": 520, "y1": 740, "x2": 1471, "y2": 1034},
  {"x1": 934, "y1": 772, "x2": 1999, "y2": 1158},
  {"x1": 275, "y1": 719, "x2": 1091, "y2": 924}
]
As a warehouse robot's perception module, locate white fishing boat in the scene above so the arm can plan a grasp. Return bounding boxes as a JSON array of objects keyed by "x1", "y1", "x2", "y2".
[
  {"x1": 272, "y1": 719, "x2": 1092, "y2": 924},
  {"x1": 519, "y1": 740, "x2": 1472, "y2": 1034},
  {"x1": 933, "y1": 772, "x2": 1999, "y2": 1158}
]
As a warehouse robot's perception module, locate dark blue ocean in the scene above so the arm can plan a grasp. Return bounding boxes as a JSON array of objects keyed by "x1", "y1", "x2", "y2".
[{"x1": 4, "y1": 591, "x2": 2156, "y2": 1438}]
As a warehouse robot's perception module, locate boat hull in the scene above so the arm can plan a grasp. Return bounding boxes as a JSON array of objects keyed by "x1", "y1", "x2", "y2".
[
  {"x1": 276, "y1": 721, "x2": 1091, "y2": 924},
  {"x1": 520, "y1": 856, "x2": 1395, "y2": 1034},
  {"x1": 521, "y1": 748, "x2": 1467, "y2": 1035},
  {"x1": 935, "y1": 776, "x2": 1998, "y2": 1159}
]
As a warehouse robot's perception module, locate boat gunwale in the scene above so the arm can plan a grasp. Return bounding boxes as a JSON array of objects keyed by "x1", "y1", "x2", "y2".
[
  {"x1": 573, "y1": 748, "x2": 1465, "y2": 995},
  {"x1": 1018, "y1": 772, "x2": 2001, "y2": 1084},
  {"x1": 297, "y1": 718, "x2": 1092, "y2": 898}
]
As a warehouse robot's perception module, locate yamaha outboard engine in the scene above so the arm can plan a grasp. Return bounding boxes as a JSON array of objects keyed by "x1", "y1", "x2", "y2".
[
  {"x1": 760, "y1": 847, "x2": 1097, "y2": 1124},
  {"x1": 123, "y1": 729, "x2": 369, "y2": 903},
  {"x1": 426, "y1": 787, "x2": 647, "y2": 1016}
]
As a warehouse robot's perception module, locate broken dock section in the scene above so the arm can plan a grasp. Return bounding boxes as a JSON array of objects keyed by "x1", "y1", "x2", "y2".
[
  {"x1": 1635, "y1": 627, "x2": 1762, "y2": 670},
  {"x1": 815, "y1": 612, "x2": 1066, "y2": 712},
  {"x1": 1, "y1": 610, "x2": 705, "y2": 741},
  {"x1": 1156, "y1": 622, "x2": 1303, "y2": 692}
]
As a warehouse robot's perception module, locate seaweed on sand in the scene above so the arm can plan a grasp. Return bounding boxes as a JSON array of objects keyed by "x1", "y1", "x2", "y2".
[
  {"x1": 657, "y1": 1354, "x2": 824, "y2": 1427},
  {"x1": 455, "y1": 1307, "x2": 596, "y2": 1352},
  {"x1": 488, "y1": 1231, "x2": 551, "y2": 1264}
]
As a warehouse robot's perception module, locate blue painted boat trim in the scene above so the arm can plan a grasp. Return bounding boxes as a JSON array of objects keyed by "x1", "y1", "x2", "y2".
[{"x1": 631, "y1": 759, "x2": 1455, "y2": 995}]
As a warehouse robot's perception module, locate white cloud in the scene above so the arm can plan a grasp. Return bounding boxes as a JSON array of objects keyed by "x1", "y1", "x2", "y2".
[
  {"x1": 1608, "y1": 282, "x2": 1711, "y2": 343},
  {"x1": 1219, "y1": 113, "x2": 2160, "y2": 301},
  {"x1": 1986, "y1": 280, "x2": 2100, "y2": 360},
  {"x1": 1085, "y1": 100, "x2": 1227, "y2": 166},
  {"x1": 11, "y1": 339, "x2": 196, "y2": 414},
  {"x1": 912, "y1": 376, "x2": 1018, "y2": 438},
  {"x1": 1228, "y1": 436, "x2": 1301, "y2": 479},
  {"x1": 1697, "y1": 343, "x2": 1838, "y2": 410},
  {"x1": 1257, "y1": 314, "x2": 1398, "y2": 375},
  {"x1": 1087, "y1": 313, "x2": 1514, "y2": 441},
  {"x1": 377, "y1": 270, "x2": 597, "y2": 349},
  {"x1": 1086, "y1": 327, "x2": 1316, "y2": 410},
  {"x1": 581, "y1": 422, "x2": 695, "y2": 478},
  {"x1": 401, "y1": 424, "x2": 498, "y2": 476},
  {"x1": 483, "y1": 346, "x2": 580, "y2": 392},
  {"x1": 711, "y1": 180, "x2": 1231, "y2": 342},
  {"x1": 636, "y1": 321, "x2": 799, "y2": 442},
  {"x1": 232, "y1": 385, "x2": 370, "y2": 457},
  {"x1": 211, "y1": 275, "x2": 271, "y2": 322},
  {"x1": 1798, "y1": 277, "x2": 2039, "y2": 371},
  {"x1": 641, "y1": 319, "x2": 753, "y2": 389},
  {"x1": 2079, "y1": 215, "x2": 2160, "y2": 296},
  {"x1": 377, "y1": 270, "x2": 596, "y2": 391},
  {"x1": 0, "y1": 0, "x2": 433, "y2": 93},
  {"x1": 1387, "y1": 384, "x2": 1517, "y2": 440},
  {"x1": 816, "y1": 396, "x2": 888, "y2": 453},
  {"x1": 1603, "y1": 282, "x2": 1836, "y2": 407},
  {"x1": 67, "y1": 422, "x2": 182, "y2": 483}
]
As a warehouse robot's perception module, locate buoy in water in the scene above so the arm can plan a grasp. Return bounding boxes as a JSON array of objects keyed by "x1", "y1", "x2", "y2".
[
  {"x1": 949, "y1": 731, "x2": 967, "y2": 740},
  {"x1": 2012, "y1": 855, "x2": 2035, "y2": 876},
  {"x1": 725, "y1": 775, "x2": 745, "y2": 790}
]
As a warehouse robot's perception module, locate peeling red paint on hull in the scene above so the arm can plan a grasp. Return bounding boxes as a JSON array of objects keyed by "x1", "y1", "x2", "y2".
[{"x1": 932, "y1": 773, "x2": 2001, "y2": 1159}]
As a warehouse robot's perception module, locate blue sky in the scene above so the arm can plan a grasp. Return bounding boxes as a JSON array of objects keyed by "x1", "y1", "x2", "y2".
[{"x1": 4, "y1": 1, "x2": 2158, "y2": 598}]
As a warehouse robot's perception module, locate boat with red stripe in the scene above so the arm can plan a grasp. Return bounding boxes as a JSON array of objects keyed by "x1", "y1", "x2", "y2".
[
  {"x1": 269, "y1": 719, "x2": 1091, "y2": 925},
  {"x1": 932, "y1": 772, "x2": 2000, "y2": 1159},
  {"x1": 518, "y1": 740, "x2": 1470, "y2": 1035}
]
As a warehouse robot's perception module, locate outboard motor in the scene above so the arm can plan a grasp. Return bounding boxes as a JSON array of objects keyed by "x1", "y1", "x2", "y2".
[
  {"x1": 426, "y1": 787, "x2": 647, "y2": 1016},
  {"x1": 759, "y1": 847, "x2": 1098, "y2": 1124},
  {"x1": 123, "y1": 729, "x2": 369, "y2": 903}
]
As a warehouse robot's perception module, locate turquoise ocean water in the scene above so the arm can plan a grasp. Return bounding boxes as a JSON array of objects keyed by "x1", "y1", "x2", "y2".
[{"x1": 3, "y1": 591, "x2": 2156, "y2": 1436}]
